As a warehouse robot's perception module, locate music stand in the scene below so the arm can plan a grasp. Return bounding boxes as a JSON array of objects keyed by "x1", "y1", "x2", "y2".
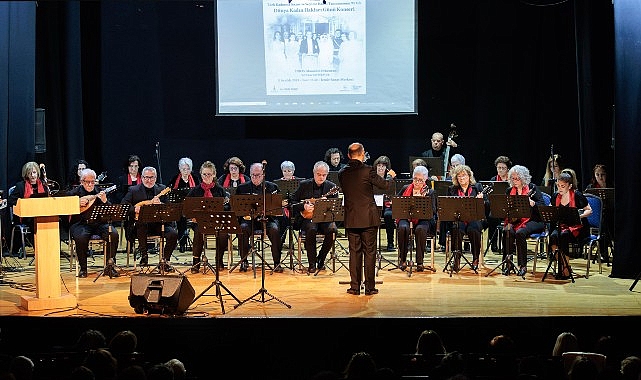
[
  {"x1": 274, "y1": 179, "x2": 303, "y2": 272},
  {"x1": 432, "y1": 181, "x2": 452, "y2": 196},
  {"x1": 273, "y1": 179, "x2": 301, "y2": 199},
  {"x1": 327, "y1": 171, "x2": 341, "y2": 189},
  {"x1": 87, "y1": 203, "x2": 131, "y2": 281},
  {"x1": 309, "y1": 198, "x2": 345, "y2": 276},
  {"x1": 391, "y1": 195, "x2": 435, "y2": 277},
  {"x1": 136, "y1": 203, "x2": 183, "y2": 275},
  {"x1": 409, "y1": 156, "x2": 444, "y2": 178},
  {"x1": 189, "y1": 211, "x2": 241, "y2": 314},
  {"x1": 165, "y1": 188, "x2": 191, "y2": 204},
  {"x1": 437, "y1": 196, "x2": 485, "y2": 276},
  {"x1": 479, "y1": 181, "x2": 509, "y2": 195},
  {"x1": 539, "y1": 205, "x2": 581, "y2": 283},
  {"x1": 181, "y1": 197, "x2": 226, "y2": 274},
  {"x1": 484, "y1": 194, "x2": 532, "y2": 278},
  {"x1": 394, "y1": 179, "x2": 412, "y2": 194}
]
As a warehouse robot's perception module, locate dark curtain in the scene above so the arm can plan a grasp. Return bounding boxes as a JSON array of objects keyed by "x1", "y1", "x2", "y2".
[{"x1": 612, "y1": 0, "x2": 641, "y2": 279}]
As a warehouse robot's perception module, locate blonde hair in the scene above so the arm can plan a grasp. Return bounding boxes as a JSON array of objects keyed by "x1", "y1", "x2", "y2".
[{"x1": 450, "y1": 165, "x2": 476, "y2": 187}]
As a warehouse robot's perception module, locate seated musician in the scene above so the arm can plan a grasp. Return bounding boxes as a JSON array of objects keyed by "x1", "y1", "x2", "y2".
[
  {"x1": 291, "y1": 161, "x2": 339, "y2": 274},
  {"x1": 167, "y1": 157, "x2": 200, "y2": 252},
  {"x1": 67, "y1": 169, "x2": 119, "y2": 278},
  {"x1": 8, "y1": 162, "x2": 49, "y2": 256},
  {"x1": 374, "y1": 155, "x2": 396, "y2": 251},
  {"x1": 113, "y1": 155, "x2": 142, "y2": 204},
  {"x1": 448, "y1": 164, "x2": 488, "y2": 271},
  {"x1": 548, "y1": 171, "x2": 592, "y2": 279},
  {"x1": 585, "y1": 164, "x2": 612, "y2": 263},
  {"x1": 395, "y1": 165, "x2": 436, "y2": 272},
  {"x1": 217, "y1": 156, "x2": 250, "y2": 189},
  {"x1": 121, "y1": 166, "x2": 178, "y2": 272},
  {"x1": 275, "y1": 160, "x2": 299, "y2": 241},
  {"x1": 324, "y1": 147, "x2": 346, "y2": 171},
  {"x1": 585, "y1": 164, "x2": 609, "y2": 190},
  {"x1": 186, "y1": 161, "x2": 230, "y2": 274},
  {"x1": 235, "y1": 163, "x2": 284, "y2": 273},
  {"x1": 278, "y1": 160, "x2": 300, "y2": 181},
  {"x1": 487, "y1": 156, "x2": 512, "y2": 252},
  {"x1": 502, "y1": 165, "x2": 546, "y2": 277},
  {"x1": 65, "y1": 159, "x2": 89, "y2": 191}
]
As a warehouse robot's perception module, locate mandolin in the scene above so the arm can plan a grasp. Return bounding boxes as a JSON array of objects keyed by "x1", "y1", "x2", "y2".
[
  {"x1": 299, "y1": 186, "x2": 340, "y2": 219},
  {"x1": 79, "y1": 185, "x2": 117, "y2": 213},
  {"x1": 134, "y1": 187, "x2": 171, "y2": 220}
]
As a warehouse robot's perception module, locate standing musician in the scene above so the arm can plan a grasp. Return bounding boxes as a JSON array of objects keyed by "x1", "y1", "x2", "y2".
[
  {"x1": 373, "y1": 156, "x2": 396, "y2": 252},
  {"x1": 395, "y1": 165, "x2": 436, "y2": 272},
  {"x1": 167, "y1": 157, "x2": 200, "y2": 253},
  {"x1": 542, "y1": 154, "x2": 564, "y2": 190},
  {"x1": 291, "y1": 161, "x2": 338, "y2": 274},
  {"x1": 502, "y1": 165, "x2": 546, "y2": 276},
  {"x1": 8, "y1": 162, "x2": 50, "y2": 256},
  {"x1": 448, "y1": 164, "x2": 488, "y2": 271},
  {"x1": 422, "y1": 132, "x2": 457, "y2": 158},
  {"x1": 67, "y1": 169, "x2": 119, "y2": 278},
  {"x1": 235, "y1": 163, "x2": 284, "y2": 273},
  {"x1": 339, "y1": 142, "x2": 395, "y2": 295},
  {"x1": 548, "y1": 171, "x2": 592, "y2": 279},
  {"x1": 121, "y1": 166, "x2": 178, "y2": 271},
  {"x1": 186, "y1": 161, "x2": 229, "y2": 273}
]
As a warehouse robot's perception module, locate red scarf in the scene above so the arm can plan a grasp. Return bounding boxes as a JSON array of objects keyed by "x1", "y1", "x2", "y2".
[
  {"x1": 128, "y1": 174, "x2": 141, "y2": 185},
  {"x1": 555, "y1": 190, "x2": 582, "y2": 237},
  {"x1": 23, "y1": 179, "x2": 45, "y2": 198},
  {"x1": 223, "y1": 174, "x2": 245, "y2": 188},
  {"x1": 506, "y1": 185, "x2": 530, "y2": 230},
  {"x1": 174, "y1": 174, "x2": 195, "y2": 189},
  {"x1": 200, "y1": 182, "x2": 215, "y2": 198},
  {"x1": 457, "y1": 186, "x2": 472, "y2": 197}
]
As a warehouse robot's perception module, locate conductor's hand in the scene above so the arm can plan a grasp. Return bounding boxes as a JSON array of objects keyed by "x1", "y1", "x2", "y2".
[{"x1": 387, "y1": 169, "x2": 397, "y2": 179}]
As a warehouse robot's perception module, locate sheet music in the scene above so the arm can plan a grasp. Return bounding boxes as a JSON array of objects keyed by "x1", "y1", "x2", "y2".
[{"x1": 374, "y1": 194, "x2": 384, "y2": 207}]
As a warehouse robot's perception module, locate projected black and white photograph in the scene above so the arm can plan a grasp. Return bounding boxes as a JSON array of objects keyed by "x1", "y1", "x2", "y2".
[{"x1": 263, "y1": 0, "x2": 366, "y2": 96}]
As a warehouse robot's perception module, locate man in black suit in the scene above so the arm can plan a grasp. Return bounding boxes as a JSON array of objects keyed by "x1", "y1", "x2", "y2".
[
  {"x1": 339, "y1": 143, "x2": 395, "y2": 295},
  {"x1": 121, "y1": 166, "x2": 178, "y2": 271},
  {"x1": 291, "y1": 161, "x2": 338, "y2": 274},
  {"x1": 235, "y1": 163, "x2": 284, "y2": 273}
]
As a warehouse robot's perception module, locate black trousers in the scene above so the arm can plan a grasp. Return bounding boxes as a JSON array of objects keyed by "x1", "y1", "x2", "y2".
[
  {"x1": 239, "y1": 218, "x2": 282, "y2": 265},
  {"x1": 397, "y1": 219, "x2": 433, "y2": 265},
  {"x1": 300, "y1": 219, "x2": 337, "y2": 268},
  {"x1": 347, "y1": 226, "x2": 378, "y2": 292},
  {"x1": 135, "y1": 222, "x2": 178, "y2": 262},
  {"x1": 70, "y1": 222, "x2": 119, "y2": 271}
]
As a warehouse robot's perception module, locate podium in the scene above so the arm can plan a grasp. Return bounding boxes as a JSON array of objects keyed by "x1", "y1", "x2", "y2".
[{"x1": 14, "y1": 196, "x2": 80, "y2": 310}]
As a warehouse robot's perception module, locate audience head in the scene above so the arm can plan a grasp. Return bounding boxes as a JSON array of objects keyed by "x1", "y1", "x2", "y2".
[
  {"x1": 69, "y1": 366, "x2": 95, "y2": 380},
  {"x1": 165, "y1": 359, "x2": 186, "y2": 380},
  {"x1": 108, "y1": 330, "x2": 138, "y2": 355},
  {"x1": 552, "y1": 332, "x2": 578, "y2": 356},
  {"x1": 488, "y1": 334, "x2": 515, "y2": 355},
  {"x1": 10, "y1": 356, "x2": 34, "y2": 380},
  {"x1": 507, "y1": 165, "x2": 533, "y2": 188},
  {"x1": 82, "y1": 349, "x2": 117, "y2": 380},
  {"x1": 343, "y1": 351, "x2": 377, "y2": 380},
  {"x1": 146, "y1": 363, "x2": 173, "y2": 380},
  {"x1": 76, "y1": 329, "x2": 107, "y2": 351},
  {"x1": 568, "y1": 355, "x2": 598, "y2": 380},
  {"x1": 415, "y1": 329, "x2": 446, "y2": 356},
  {"x1": 621, "y1": 356, "x2": 641, "y2": 380},
  {"x1": 117, "y1": 365, "x2": 146, "y2": 380}
]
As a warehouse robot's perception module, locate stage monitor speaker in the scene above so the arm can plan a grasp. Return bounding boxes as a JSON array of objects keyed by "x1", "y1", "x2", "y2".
[
  {"x1": 35, "y1": 108, "x2": 46, "y2": 153},
  {"x1": 129, "y1": 274, "x2": 195, "y2": 315}
]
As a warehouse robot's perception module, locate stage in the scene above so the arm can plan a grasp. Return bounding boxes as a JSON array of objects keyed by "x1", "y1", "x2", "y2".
[{"x1": 0, "y1": 233, "x2": 639, "y2": 379}]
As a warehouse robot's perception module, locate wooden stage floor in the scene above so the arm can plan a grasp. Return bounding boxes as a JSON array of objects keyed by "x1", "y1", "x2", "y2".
[{"x1": 0, "y1": 233, "x2": 640, "y2": 379}]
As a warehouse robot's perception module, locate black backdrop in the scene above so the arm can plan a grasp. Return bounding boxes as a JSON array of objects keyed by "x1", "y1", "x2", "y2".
[{"x1": 4, "y1": 0, "x2": 632, "y2": 275}]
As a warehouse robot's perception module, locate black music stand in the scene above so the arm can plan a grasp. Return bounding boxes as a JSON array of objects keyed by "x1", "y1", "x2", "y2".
[
  {"x1": 485, "y1": 194, "x2": 531, "y2": 278},
  {"x1": 409, "y1": 156, "x2": 444, "y2": 178},
  {"x1": 189, "y1": 211, "x2": 241, "y2": 314},
  {"x1": 433, "y1": 181, "x2": 452, "y2": 197},
  {"x1": 438, "y1": 196, "x2": 485, "y2": 276},
  {"x1": 233, "y1": 193, "x2": 291, "y2": 309},
  {"x1": 539, "y1": 205, "x2": 581, "y2": 283},
  {"x1": 274, "y1": 179, "x2": 304, "y2": 272},
  {"x1": 136, "y1": 203, "x2": 183, "y2": 275},
  {"x1": 391, "y1": 195, "x2": 435, "y2": 277},
  {"x1": 309, "y1": 198, "x2": 346, "y2": 276},
  {"x1": 87, "y1": 203, "x2": 131, "y2": 282},
  {"x1": 327, "y1": 171, "x2": 341, "y2": 189},
  {"x1": 374, "y1": 194, "x2": 396, "y2": 272},
  {"x1": 181, "y1": 197, "x2": 226, "y2": 275},
  {"x1": 165, "y1": 188, "x2": 191, "y2": 204}
]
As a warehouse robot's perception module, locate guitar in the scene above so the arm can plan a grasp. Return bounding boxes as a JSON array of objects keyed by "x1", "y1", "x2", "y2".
[
  {"x1": 134, "y1": 187, "x2": 171, "y2": 220},
  {"x1": 299, "y1": 186, "x2": 341, "y2": 219},
  {"x1": 79, "y1": 185, "x2": 117, "y2": 213},
  {"x1": 442, "y1": 124, "x2": 458, "y2": 177}
]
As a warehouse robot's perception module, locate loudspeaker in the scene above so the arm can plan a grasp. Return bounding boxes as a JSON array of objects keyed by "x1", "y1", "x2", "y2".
[
  {"x1": 129, "y1": 274, "x2": 195, "y2": 315},
  {"x1": 34, "y1": 108, "x2": 46, "y2": 153}
]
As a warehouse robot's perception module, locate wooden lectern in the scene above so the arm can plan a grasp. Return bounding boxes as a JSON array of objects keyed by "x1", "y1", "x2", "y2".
[{"x1": 14, "y1": 196, "x2": 80, "y2": 310}]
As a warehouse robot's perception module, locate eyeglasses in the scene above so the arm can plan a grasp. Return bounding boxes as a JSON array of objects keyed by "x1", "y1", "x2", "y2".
[
  {"x1": 201, "y1": 173, "x2": 214, "y2": 177},
  {"x1": 179, "y1": 167, "x2": 191, "y2": 172},
  {"x1": 511, "y1": 177, "x2": 521, "y2": 181},
  {"x1": 250, "y1": 173, "x2": 264, "y2": 178},
  {"x1": 142, "y1": 175, "x2": 156, "y2": 180},
  {"x1": 81, "y1": 180, "x2": 95, "y2": 184},
  {"x1": 129, "y1": 164, "x2": 139, "y2": 168},
  {"x1": 412, "y1": 178, "x2": 426, "y2": 183},
  {"x1": 228, "y1": 166, "x2": 239, "y2": 171},
  {"x1": 497, "y1": 166, "x2": 508, "y2": 170}
]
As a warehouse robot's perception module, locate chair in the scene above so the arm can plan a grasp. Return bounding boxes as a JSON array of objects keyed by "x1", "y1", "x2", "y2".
[
  {"x1": 581, "y1": 193, "x2": 603, "y2": 278},
  {"x1": 561, "y1": 352, "x2": 606, "y2": 374},
  {"x1": 7, "y1": 186, "x2": 32, "y2": 260}
]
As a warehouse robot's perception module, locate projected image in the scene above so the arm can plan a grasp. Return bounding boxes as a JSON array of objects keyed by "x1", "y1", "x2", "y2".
[{"x1": 263, "y1": 0, "x2": 366, "y2": 95}]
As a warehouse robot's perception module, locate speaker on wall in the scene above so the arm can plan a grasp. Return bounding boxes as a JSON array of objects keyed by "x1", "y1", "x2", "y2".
[
  {"x1": 129, "y1": 274, "x2": 195, "y2": 315},
  {"x1": 35, "y1": 108, "x2": 46, "y2": 153}
]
